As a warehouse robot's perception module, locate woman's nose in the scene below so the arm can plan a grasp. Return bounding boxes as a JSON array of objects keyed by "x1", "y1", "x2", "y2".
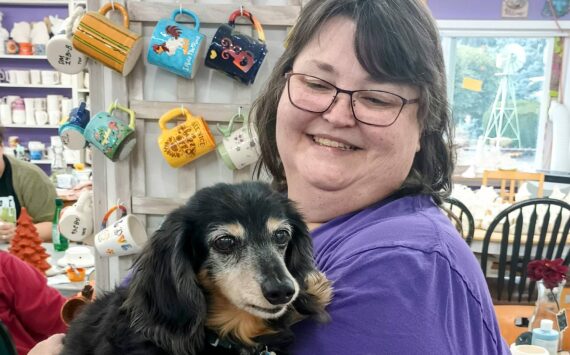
[{"x1": 321, "y1": 93, "x2": 357, "y2": 127}]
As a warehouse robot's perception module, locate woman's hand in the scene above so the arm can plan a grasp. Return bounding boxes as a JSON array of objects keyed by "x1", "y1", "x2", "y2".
[
  {"x1": 28, "y1": 333, "x2": 65, "y2": 355},
  {"x1": 0, "y1": 221, "x2": 16, "y2": 243}
]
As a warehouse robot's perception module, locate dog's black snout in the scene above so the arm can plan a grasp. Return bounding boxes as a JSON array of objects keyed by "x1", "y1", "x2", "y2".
[{"x1": 262, "y1": 279, "x2": 296, "y2": 305}]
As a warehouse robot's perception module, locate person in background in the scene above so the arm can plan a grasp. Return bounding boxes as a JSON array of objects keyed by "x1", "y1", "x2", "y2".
[
  {"x1": 0, "y1": 127, "x2": 56, "y2": 242},
  {"x1": 30, "y1": 0, "x2": 510, "y2": 353},
  {"x1": 0, "y1": 251, "x2": 67, "y2": 355},
  {"x1": 251, "y1": 0, "x2": 508, "y2": 353}
]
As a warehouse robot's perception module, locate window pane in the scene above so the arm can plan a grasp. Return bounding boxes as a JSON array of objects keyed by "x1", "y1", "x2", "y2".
[{"x1": 446, "y1": 37, "x2": 548, "y2": 172}]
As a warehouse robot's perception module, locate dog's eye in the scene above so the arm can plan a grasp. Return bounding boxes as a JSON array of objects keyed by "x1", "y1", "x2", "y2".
[
  {"x1": 274, "y1": 229, "x2": 291, "y2": 246},
  {"x1": 213, "y1": 236, "x2": 238, "y2": 253}
]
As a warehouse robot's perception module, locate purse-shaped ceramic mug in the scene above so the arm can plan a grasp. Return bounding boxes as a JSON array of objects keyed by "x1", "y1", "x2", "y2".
[
  {"x1": 72, "y1": 3, "x2": 142, "y2": 76},
  {"x1": 147, "y1": 8, "x2": 206, "y2": 79},
  {"x1": 157, "y1": 107, "x2": 216, "y2": 168},
  {"x1": 46, "y1": 7, "x2": 88, "y2": 74},
  {"x1": 204, "y1": 9, "x2": 268, "y2": 85},
  {"x1": 216, "y1": 111, "x2": 260, "y2": 170},
  {"x1": 84, "y1": 101, "x2": 136, "y2": 161},
  {"x1": 59, "y1": 102, "x2": 90, "y2": 150},
  {"x1": 94, "y1": 205, "x2": 147, "y2": 257}
]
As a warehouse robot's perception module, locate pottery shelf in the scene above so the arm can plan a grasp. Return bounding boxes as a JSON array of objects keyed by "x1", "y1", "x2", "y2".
[
  {"x1": 3, "y1": 124, "x2": 58, "y2": 129},
  {"x1": 30, "y1": 160, "x2": 51, "y2": 164},
  {"x1": 0, "y1": 84, "x2": 72, "y2": 89},
  {"x1": 0, "y1": 55, "x2": 47, "y2": 60},
  {"x1": 0, "y1": 1, "x2": 69, "y2": 5}
]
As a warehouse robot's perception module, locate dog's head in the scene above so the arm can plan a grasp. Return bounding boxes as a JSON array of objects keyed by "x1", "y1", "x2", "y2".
[{"x1": 124, "y1": 181, "x2": 330, "y2": 354}]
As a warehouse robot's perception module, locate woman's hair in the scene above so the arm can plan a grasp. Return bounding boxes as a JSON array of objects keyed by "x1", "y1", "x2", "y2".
[{"x1": 252, "y1": 0, "x2": 454, "y2": 202}]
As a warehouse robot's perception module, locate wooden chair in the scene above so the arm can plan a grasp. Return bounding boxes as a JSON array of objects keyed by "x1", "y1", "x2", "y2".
[
  {"x1": 480, "y1": 198, "x2": 570, "y2": 304},
  {"x1": 442, "y1": 197, "x2": 475, "y2": 245},
  {"x1": 482, "y1": 170, "x2": 545, "y2": 203}
]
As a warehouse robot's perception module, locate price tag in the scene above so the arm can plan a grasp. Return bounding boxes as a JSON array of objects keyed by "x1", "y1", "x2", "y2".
[{"x1": 557, "y1": 308, "x2": 568, "y2": 333}]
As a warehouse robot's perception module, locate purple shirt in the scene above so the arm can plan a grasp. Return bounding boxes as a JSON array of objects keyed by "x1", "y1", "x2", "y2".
[{"x1": 291, "y1": 194, "x2": 509, "y2": 354}]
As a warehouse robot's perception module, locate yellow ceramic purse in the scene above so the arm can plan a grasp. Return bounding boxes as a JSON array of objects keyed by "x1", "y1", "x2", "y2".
[
  {"x1": 157, "y1": 107, "x2": 216, "y2": 168},
  {"x1": 72, "y1": 2, "x2": 142, "y2": 76}
]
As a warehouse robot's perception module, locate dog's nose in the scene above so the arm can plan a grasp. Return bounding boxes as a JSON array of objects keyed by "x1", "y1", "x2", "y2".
[{"x1": 261, "y1": 279, "x2": 295, "y2": 305}]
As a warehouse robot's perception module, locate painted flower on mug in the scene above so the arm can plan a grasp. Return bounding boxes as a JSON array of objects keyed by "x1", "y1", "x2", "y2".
[{"x1": 527, "y1": 258, "x2": 569, "y2": 289}]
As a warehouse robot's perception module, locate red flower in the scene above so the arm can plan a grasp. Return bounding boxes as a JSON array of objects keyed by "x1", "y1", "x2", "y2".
[{"x1": 527, "y1": 258, "x2": 568, "y2": 289}]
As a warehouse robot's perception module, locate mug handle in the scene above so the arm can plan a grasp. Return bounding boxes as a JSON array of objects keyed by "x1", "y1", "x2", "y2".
[
  {"x1": 228, "y1": 9, "x2": 266, "y2": 42},
  {"x1": 216, "y1": 112, "x2": 245, "y2": 137},
  {"x1": 171, "y1": 8, "x2": 201, "y2": 32},
  {"x1": 108, "y1": 101, "x2": 136, "y2": 129},
  {"x1": 65, "y1": 7, "x2": 86, "y2": 38},
  {"x1": 100, "y1": 204, "x2": 127, "y2": 230},
  {"x1": 99, "y1": 2, "x2": 130, "y2": 28},
  {"x1": 158, "y1": 107, "x2": 191, "y2": 131}
]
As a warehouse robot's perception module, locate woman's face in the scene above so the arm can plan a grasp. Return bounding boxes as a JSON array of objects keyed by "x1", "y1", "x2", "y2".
[{"x1": 276, "y1": 16, "x2": 422, "y2": 221}]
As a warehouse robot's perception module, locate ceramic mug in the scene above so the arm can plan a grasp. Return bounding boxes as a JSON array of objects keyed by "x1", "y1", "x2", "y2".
[
  {"x1": 35, "y1": 110, "x2": 48, "y2": 125},
  {"x1": 41, "y1": 70, "x2": 59, "y2": 85},
  {"x1": 30, "y1": 69, "x2": 41, "y2": 85},
  {"x1": 94, "y1": 205, "x2": 148, "y2": 257},
  {"x1": 16, "y1": 70, "x2": 30, "y2": 85},
  {"x1": 216, "y1": 111, "x2": 260, "y2": 170},
  {"x1": 157, "y1": 107, "x2": 216, "y2": 168},
  {"x1": 59, "y1": 102, "x2": 90, "y2": 150},
  {"x1": 59, "y1": 190, "x2": 94, "y2": 242},
  {"x1": 204, "y1": 9, "x2": 268, "y2": 85},
  {"x1": 84, "y1": 101, "x2": 136, "y2": 161},
  {"x1": 72, "y1": 3, "x2": 142, "y2": 76},
  {"x1": 46, "y1": 7, "x2": 88, "y2": 74},
  {"x1": 0, "y1": 103, "x2": 11, "y2": 125},
  {"x1": 147, "y1": 8, "x2": 206, "y2": 79}
]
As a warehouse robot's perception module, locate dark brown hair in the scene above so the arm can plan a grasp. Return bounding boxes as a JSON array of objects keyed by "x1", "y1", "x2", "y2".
[{"x1": 252, "y1": 0, "x2": 454, "y2": 202}]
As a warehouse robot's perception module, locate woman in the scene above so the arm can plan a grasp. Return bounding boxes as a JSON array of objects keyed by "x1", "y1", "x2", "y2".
[
  {"x1": 31, "y1": 0, "x2": 508, "y2": 353},
  {"x1": 253, "y1": 0, "x2": 508, "y2": 353},
  {"x1": 0, "y1": 251, "x2": 67, "y2": 355}
]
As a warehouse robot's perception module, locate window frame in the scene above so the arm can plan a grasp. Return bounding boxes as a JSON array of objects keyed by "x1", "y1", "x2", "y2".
[{"x1": 438, "y1": 20, "x2": 570, "y2": 170}]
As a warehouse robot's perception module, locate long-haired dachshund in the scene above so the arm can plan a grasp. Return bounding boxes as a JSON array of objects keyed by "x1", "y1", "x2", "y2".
[{"x1": 61, "y1": 182, "x2": 332, "y2": 355}]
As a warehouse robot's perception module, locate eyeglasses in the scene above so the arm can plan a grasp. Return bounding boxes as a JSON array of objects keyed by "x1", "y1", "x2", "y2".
[{"x1": 285, "y1": 73, "x2": 419, "y2": 127}]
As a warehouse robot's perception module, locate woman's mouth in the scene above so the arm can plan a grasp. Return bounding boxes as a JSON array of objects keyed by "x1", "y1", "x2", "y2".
[{"x1": 311, "y1": 135, "x2": 358, "y2": 151}]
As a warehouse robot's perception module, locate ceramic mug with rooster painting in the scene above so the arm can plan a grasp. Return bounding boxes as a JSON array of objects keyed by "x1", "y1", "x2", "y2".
[
  {"x1": 157, "y1": 107, "x2": 216, "y2": 168},
  {"x1": 147, "y1": 9, "x2": 206, "y2": 79},
  {"x1": 84, "y1": 101, "x2": 136, "y2": 161},
  {"x1": 204, "y1": 9, "x2": 268, "y2": 85}
]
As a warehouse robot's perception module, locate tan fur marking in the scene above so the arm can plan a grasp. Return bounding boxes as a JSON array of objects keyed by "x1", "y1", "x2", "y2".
[
  {"x1": 265, "y1": 218, "x2": 291, "y2": 234},
  {"x1": 198, "y1": 269, "x2": 276, "y2": 345}
]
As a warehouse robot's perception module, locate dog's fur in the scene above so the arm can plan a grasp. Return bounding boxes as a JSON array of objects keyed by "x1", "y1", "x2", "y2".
[{"x1": 61, "y1": 182, "x2": 331, "y2": 355}]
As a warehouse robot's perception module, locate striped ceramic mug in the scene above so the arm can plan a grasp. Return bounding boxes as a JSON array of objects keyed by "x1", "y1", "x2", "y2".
[{"x1": 72, "y1": 2, "x2": 143, "y2": 76}]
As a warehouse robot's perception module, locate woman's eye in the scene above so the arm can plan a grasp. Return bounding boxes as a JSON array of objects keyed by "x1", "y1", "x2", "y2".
[
  {"x1": 274, "y1": 230, "x2": 291, "y2": 246},
  {"x1": 213, "y1": 236, "x2": 237, "y2": 253}
]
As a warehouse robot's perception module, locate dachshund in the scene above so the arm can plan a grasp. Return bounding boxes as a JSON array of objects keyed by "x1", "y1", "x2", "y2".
[{"x1": 61, "y1": 181, "x2": 332, "y2": 355}]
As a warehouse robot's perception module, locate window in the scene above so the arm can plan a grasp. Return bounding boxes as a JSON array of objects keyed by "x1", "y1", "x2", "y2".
[{"x1": 441, "y1": 30, "x2": 555, "y2": 174}]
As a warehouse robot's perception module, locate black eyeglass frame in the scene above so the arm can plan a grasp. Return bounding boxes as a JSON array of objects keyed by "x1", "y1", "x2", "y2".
[{"x1": 285, "y1": 72, "x2": 419, "y2": 127}]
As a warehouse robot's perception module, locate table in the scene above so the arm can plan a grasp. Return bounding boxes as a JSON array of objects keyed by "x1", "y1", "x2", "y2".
[{"x1": 1, "y1": 242, "x2": 94, "y2": 297}]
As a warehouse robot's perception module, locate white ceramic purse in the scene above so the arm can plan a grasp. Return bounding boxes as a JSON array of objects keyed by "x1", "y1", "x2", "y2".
[{"x1": 46, "y1": 7, "x2": 88, "y2": 74}]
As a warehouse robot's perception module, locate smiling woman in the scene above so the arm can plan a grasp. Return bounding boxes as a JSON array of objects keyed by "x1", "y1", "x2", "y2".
[{"x1": 251, "y1": 0, "x2": 510, "y2": 353}]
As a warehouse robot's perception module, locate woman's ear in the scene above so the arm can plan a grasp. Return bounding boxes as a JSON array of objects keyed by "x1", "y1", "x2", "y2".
[{"x1": 123, "y1": 207, "x2": 207, "y2": 354}]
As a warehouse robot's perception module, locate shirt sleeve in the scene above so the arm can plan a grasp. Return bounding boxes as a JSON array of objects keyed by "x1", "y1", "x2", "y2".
[
  {"x1": 17, "y1": 163, "x2": 56, "y2": 223},
  {"x1": 6, "y1": 253, "x2": 67, "y2": 339},
  {"x1": 291, "y1": 247, "x2": 509, "y2": 355}
]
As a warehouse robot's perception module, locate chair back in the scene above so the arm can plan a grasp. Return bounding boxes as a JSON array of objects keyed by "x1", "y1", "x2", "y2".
[
  {"x1": 480, "y1": 198, "x2": 570, "y2": 304},
  {"x1": 443, "y1": 197, "x2": 475, "y2": 245},
  {"x1": 482, "y1": 170, "x2": 544, "y2": 203},
  {"x1": 0, "y1": 321, "x2": 17, "y2": 355}
]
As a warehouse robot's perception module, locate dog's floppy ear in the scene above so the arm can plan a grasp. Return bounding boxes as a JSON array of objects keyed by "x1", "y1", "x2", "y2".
[
  {"x1": 285, "y1": 206, "x2": 331, "y2": 323},
  {"x1": 122, "y1": 207, "x2": 207, "y2": 355}
]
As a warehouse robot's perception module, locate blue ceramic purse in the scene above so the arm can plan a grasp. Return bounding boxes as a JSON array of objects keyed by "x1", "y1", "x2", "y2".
[
  {"x1": 204, "y1": 9, "x2": 267, "y2": 85},
  {"x1": 147, "y1": 9, "x2": 206, "y2": 79}
]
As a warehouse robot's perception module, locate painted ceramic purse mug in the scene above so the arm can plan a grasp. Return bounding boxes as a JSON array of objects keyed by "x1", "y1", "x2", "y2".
[
  {"x1": 72, "y1": 2, "x2": 143, "y2": 76},
  {"x1": 216, "y1": 110, "x2": 260, "y2": 170},
  {"x1": 157, "y1": 107, "x2": 216, "y2": 168},
  {"x1": 147, "y1": 8, "x2": 206, "y2": 79},
  {"x1": 84, "y1": 101, "x2": 136, "y2": 161},
  {"x1": 46, "y1": 7, "x2": 88, "y2": 74},
  {"x1": 94, "y1": 205, "x2": 147, "y2": 257},
  {"x1": 59, "y1": 102, "x2": 90, "y2": 150},
  {"x1": 204, "y1": 9, "x2": 268, "y2": 85}
]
